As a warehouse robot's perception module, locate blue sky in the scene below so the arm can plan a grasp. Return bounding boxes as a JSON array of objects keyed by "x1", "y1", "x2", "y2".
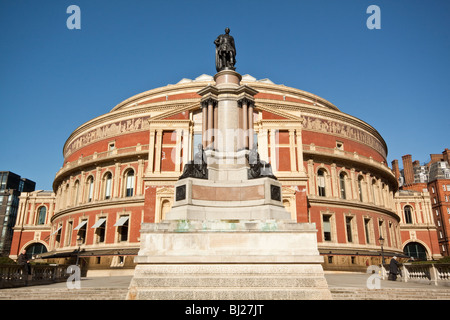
[{"x1": 0, "y1": 0, "x2": 449, "y2": 190}]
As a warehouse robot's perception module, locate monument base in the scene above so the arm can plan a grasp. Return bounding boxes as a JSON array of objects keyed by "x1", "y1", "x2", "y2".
[
  {"x1": 127, "y1": 264, "x2": 331, "y2": 300},
  {"x1": 127, "y1": 221, "x2": 332, "y2": 300}
]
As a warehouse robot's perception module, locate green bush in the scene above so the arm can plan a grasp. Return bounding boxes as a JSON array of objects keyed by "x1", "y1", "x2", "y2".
[
  {"x1": 0, "y1": 256, "x2": 16, "y2": 265},
  {"x1": 438, "y1": 256, "x2": 450, "y2": 264}
]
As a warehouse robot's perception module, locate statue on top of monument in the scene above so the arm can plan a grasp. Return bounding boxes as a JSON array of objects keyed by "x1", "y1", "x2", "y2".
[{"x1": 214, "y1": 27, "x2": 236, "y2": 72}]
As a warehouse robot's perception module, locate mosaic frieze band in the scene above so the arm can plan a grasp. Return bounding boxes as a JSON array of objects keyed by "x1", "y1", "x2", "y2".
[
  {"x1": 301, "y1": 115, "x2": 386, "y2": 158},
  {"x1": 65, "y1": 116, "x2": 151, "y2": 157}
]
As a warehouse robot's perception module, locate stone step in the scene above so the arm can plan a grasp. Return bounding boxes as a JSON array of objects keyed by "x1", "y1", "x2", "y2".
[
  {"x1": 0, "y1": 288, "x2": 129, "y2": 300},
  {"x1": 127, "y1": 287, "x2": 332, "y2": 300},
  {"x1": 129, "y1": 276, "x2": 328, "y2": 288},
  {"x1": 330, "y1": 287, "x2": 450, "y2": 300}
]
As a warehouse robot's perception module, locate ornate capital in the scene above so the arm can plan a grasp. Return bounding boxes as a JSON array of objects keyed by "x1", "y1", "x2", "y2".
[{"x1": 202, "y1": 98, "x2": 217, "y2": 108}]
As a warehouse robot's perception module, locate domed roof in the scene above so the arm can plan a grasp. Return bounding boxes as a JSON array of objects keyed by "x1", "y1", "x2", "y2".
[{"x1": 110, "y1": 74, "x2": 341, "y2": 113}]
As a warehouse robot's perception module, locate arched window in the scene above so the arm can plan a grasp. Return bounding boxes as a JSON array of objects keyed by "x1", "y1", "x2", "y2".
[
  {"x1": 358, "y1": 176, "x2": 364, "y2": 202},
  {"x1": 125, "y1": 170, "x2": 134, "y2": 197},
  {"x1": 36, "y1": 206, "x2": 47, "y2": 225},
  {"x1": 339, "y1": 172, "x2": 347, "y2": 199},
  {"x1": 371, "y1": 179, "x2": 377, "y2": 204},
  {"x1": 317, "y1": 169, "x2": 326, "y2": 197},
  {"x1": 404, "y1": 242, "x2": 427, "y2": 260},
  {"x1": 86, "y1": 176, "x2": 94, "y2": 202},
  {"x1": 104, "y1": 172, "x2": 112, "y2": 200},
  {"x1": 161, "y1": 200, "x2": 171, "y2": 220},
  {"x1": 73, "y1": 180, "x2": 80, "y2": 205},
  {"x1": 404, "y1": 205, "x2": 413, "y2": 224},
  {"x1": 25, "y1": 243, "x2": 47, "y2": 258}
]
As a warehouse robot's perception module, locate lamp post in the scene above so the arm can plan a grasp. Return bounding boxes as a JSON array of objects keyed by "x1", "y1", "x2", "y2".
[
  {"x1": 379, "y1": 235, "x2": 385, "y2": 266},
  {"x1": 75, "y1": 235, "x2": 82, "y2": 267}
]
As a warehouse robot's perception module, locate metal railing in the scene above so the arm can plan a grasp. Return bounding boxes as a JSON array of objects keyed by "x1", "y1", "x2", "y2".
[
  {"x1": 0, "y1": 264, "x2": 70, "y2": 289},
  {"x1": 381, "y1": 263, "x2": 450, "y2": 286}
]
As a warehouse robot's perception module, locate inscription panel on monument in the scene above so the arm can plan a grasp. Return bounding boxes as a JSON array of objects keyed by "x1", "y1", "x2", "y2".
[
  {"x1": 270, "y1": 185, "x2": 281, "y2": 201},
  {"x1": 176, "y1": 185, "x2": 186, "y2": 201}
]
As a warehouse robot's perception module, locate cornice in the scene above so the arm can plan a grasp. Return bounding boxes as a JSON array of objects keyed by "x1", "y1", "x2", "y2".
[
  {"x1": 308, "y1": 196, "x2": 400, "y2": 222},
  {"x1": 54, "y1": 148, "x2": 148, "y2": 190},
  {"x1": 50, "y1": 196, "x2": 145, "y2": 223}
]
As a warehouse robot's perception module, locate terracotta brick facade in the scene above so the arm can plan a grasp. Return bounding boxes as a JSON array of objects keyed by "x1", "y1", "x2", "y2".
[{"x1": 9, "y1": 75, "x2": 442, "y2": 273}]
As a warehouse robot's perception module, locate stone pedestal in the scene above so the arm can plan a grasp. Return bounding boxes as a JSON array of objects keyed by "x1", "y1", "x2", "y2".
[
  {"x1": 127, "y1": 221, "x2": 331, "y2": 300},
  {"x1": 129, "y1": 68, "x2": 331, "y2": 300}
]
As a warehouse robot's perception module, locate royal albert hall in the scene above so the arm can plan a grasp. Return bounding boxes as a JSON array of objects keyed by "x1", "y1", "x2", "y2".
[{"x1": 11, "y1": 73, "x2": 419, "y2": 274}]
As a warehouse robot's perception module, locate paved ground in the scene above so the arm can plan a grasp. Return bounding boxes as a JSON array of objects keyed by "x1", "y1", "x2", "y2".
[{"x1": 14, "y1": 272, "x2": 448, "y2": 291}]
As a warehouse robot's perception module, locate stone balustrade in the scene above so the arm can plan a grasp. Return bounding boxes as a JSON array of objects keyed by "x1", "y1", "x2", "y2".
[
  {"x1": 0, "y1": 264, "x2": 70, "y2": 289},
  {"x1": 382, "y1": 263, "x2": 450, "y2": 286}
]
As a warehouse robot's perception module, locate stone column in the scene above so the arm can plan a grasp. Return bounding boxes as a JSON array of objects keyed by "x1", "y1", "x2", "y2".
[
  {"x1": 146, "y1": 129, "x2": 156, "y2": 175},
  {"x1": 248, "y1": 102, "x2": 254, "y2": 149},
  {"x1": 207, "y1": 99, "x2": 214, "y2": 150},
  {"x1": 175, "y1": 130, "x2": 182, "y2": 172},
  {"x1": 331, "y1": 163, "x2": 338, "y2": 198},
  {"x1": 137, "y1": 159, "x2": 145, "y2": 195},
  {"x1": 307, "y1": 160, "x2": 315, "y2": 195},
  {"x1": 182, "y1": 128, "x2": 190, "y2": 168},
  {"x1": 214, "y1": 103, "x2": 218, "y2": 150},
  {"x1": 242, "y1": 98, "x2": 248, "y2": 150},
  {"x1": 202, "y1": 102, "x2": 208, "y2": 148},
  {"x1": 289, "y1": 129, "x2": 296, "y2": 172},
  {"x1": 155, "y1": 129, "x2": 163, "y2": 173},
  {"x1": 296, "y1": 130, "x2": 304, "y2": 173},
  {"x1": 270, "y1": 129, "x2": 277, "y2": 173}
]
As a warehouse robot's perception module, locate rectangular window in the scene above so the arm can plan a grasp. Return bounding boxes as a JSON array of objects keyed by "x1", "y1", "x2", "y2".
[
  {"x1": 346, "y1": 216, "x2": 353, "y2": 243},
  {"x1": 0, "y1": 174, "x2": 6, "y2": 191},
  {"x1": 92, "y1": 218, "x2": 107, "y2": 243},
  {"x1": 379, "y1": 220, "x2": 384, "y2": 238},
  {"x1": 65, "y1": 221, "x2": 73, "y2": 247},
  {"x1": 364, "y1": 218, "x2": 371, "y2": 244},
  {"x1": 323, "y1": 215, "x2": 332, "y2": 241},
  {"x1": 114, "y1": 215, "x2": 129, "y2": 242},
  {"x1": 55, "y1": 225, "x2": 62, "y2": 248},
  {"x1": 74, "y1": 219, "x2": 88, "y2": 244}
]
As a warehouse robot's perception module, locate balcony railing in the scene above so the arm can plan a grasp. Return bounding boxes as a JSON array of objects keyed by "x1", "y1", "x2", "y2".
[{"x1": 55, "y1": 144, "x2": 149, "y2": 179}]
